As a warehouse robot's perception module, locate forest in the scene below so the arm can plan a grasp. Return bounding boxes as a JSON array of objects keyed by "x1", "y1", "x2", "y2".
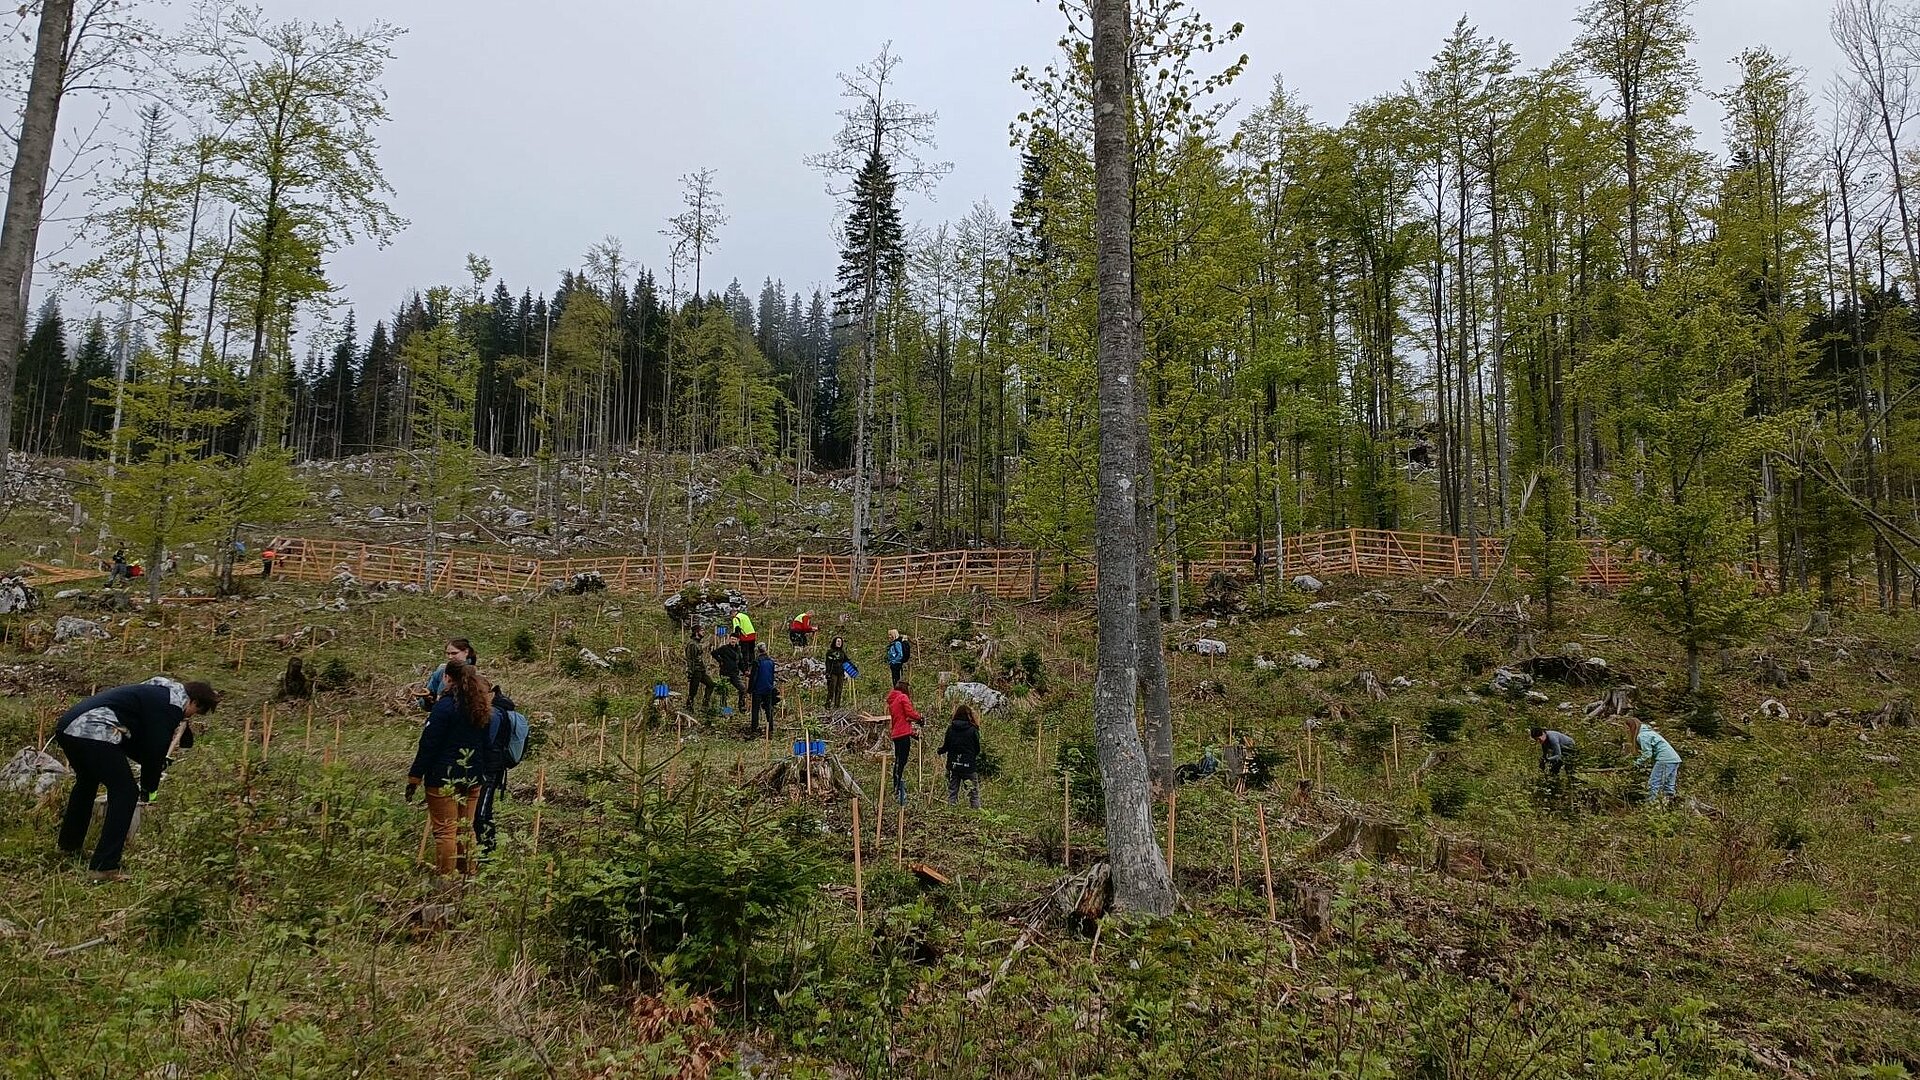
[{"x1": 0, "y1": 0, "x2": 1906, "y2": 613}]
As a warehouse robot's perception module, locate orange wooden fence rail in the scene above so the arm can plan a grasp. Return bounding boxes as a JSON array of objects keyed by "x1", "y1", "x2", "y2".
[{"x1": 257, "y1": 528, "x2": 1636, "y2": 604}]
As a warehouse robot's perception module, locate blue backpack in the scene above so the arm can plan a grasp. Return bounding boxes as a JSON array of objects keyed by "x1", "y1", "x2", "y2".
[{"x1": 487, "y1": 707, "x2": 530, "y2": 769}]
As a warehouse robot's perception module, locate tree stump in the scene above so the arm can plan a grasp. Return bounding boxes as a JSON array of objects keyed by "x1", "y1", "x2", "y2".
[{"x1": 1307, "y1": 814, "x2": 1406, "y2": 863}]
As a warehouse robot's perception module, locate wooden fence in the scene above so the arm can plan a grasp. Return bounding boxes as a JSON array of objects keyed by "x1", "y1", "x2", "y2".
[{"x1": 255, "y1": 528, "x2": 1636, "y2": 604}]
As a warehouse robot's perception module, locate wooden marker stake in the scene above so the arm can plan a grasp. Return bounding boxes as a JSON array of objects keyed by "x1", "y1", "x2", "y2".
[
  {"x1": 1165, "y1": 787, "x2": 1178, "y2": 876},
  {"x1": 1062, "y1": 770, "x2": 1072, "y2": 871},
  {"x1": 851, "y1": 798, "x2": 865, "y2": 930},
  {"x1": 531, "y1": 766, "x2": 547, "y2": 852},
  {"x1": 304, "y1": 698, "x2": 314, "y2": 753},
  {"x1": 895, "y1": 806, "x2": 905, "y2": 866},
  {"x1": 1232, "y1": 814, "x2": 1242, "y2": 891},
  {"x1": 876, "y1": 761, "x2": 887, "y2": 850},
  {"x1": 1258, "y1": 803, "x2": 1277, "y2": 923},
  {"x1": 259, "y1": 705, "x2": 272, "y2": 760}
]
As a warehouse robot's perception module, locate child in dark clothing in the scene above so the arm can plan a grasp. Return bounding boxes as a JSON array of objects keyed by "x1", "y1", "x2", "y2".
[{"x1": 938, "y1": 703, "x2": 983, "y2": 808}]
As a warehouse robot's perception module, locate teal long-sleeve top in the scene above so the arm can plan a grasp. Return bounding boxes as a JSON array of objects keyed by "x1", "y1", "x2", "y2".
[{"x1": 1635, "y1": 727, "x2": 1682, "y2": 766}]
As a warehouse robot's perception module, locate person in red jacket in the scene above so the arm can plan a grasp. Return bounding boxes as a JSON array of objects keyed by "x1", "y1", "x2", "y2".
[{"x1": 887, "y1": 679, "x2": 922, "y2": 804}]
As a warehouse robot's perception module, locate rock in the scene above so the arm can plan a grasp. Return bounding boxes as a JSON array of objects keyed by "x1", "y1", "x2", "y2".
[
  {"x1": 1290, "y1": 653, "x2": 1323, "y2": 671},
  {"x1": 326, "y1": 486, "x2": 343, "y2": 499},
  {"x1": 1525, "y1": 690, "x2": 1550, "y2": 704},
  {"x1": 492, "y1": 595, "x2": 514, "y2": 605},
  {"x1": 1390, "y1": 676, "x2": 1414, "y2": 689},
  {"x1": 1288, "y1": 627, "x2": 1305, "y2": 637},
  {"x1": 577, "y1": 648, "x2": 612, "y2": 671},
  {"x1": 946, "y1": 681, "x2": 1006, "y2": 713},
  {"x1": 504, "y1": 509, "x2": 533, "y2": 529},
  {"x1": 0, "y1": 746, "x2": 69, "y2": 796},
  {"x1": 366, "y1": 507, "x2": 386, "y2": 520},
  {"x1": 0, "y1": 576, "x2": 39, "y2": 613},
  {"x1": 1488, "y1": 667, "x2": 1533, "y2": 695},
  {"x1": 53, "y1": 616, "x2": 107, "y2": 643},
  {"x1": 1308, "y1": 600, "x2": 1341, "y2": 612},
  {"x1": 53, "y1": 589, "x2": 84, "y2": 600},
  {"x1": 1293, "y1": 574, "x2": 1324, "y2": 593},
  {"x1": 1758, "y1": 698, "x2": 1790, "y2": 720},
  {"x1": 1865, "y1": 753, "x2": 1902, "y2": 766},
  {"x1": 1253, "y1": 654, "x2": 1279, "y2": 672},
  {"x1": 1190, "y1": 638, "x2": 1228, "y2": 656}
]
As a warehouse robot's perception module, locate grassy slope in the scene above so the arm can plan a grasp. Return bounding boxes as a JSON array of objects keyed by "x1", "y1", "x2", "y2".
[{"x1": 2, "y1": 522, "x2": 1918, "y2": 1076}]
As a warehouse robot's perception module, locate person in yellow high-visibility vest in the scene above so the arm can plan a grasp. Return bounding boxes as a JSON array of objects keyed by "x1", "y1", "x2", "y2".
[{"x1": 731, "y1": 609, "x2": 756, "y2": 653}]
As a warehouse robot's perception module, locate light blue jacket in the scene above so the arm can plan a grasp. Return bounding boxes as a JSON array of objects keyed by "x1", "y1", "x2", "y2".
[{"x1": 1635, "y1": 727, "x2": 1681, "y2": 766}]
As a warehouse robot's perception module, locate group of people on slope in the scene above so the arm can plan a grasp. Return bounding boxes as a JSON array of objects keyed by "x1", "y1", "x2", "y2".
[
  {"x1": 1529, "y1": 716, "x2": 1685, "y2": 801},
  {"x1": 682, "y1": 608, "x2": 915, "y2": 719}
]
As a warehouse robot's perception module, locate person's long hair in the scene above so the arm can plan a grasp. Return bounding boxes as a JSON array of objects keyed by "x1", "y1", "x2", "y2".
[
  {"x1": 443, "y1": 660, "x2": 493, "y2": 728},
  {"x1": 951, "y1": 703, "x2": 978, "y2": 728}
]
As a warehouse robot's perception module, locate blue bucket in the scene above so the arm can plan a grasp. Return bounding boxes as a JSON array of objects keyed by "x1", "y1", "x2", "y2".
[
  {"x1": 792, "y1": 739, "x2": 827, "y2": 758},
  {"x1": 843, "y1": 661, "x2": 859, "y2": 679}
]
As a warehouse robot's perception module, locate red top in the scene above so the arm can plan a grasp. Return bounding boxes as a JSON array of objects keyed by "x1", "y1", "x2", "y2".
[{"x1": 887, "y1": 688, "x2": 922, "y2": 738}]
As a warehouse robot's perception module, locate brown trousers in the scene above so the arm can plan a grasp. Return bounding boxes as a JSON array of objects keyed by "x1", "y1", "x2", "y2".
[{"x1": 425, "y1": 784, "x2": 478, "y2": 876}]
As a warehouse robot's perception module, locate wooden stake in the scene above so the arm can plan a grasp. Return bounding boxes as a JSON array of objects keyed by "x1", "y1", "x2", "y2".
[
  {"x1": 259, "y1": 704, "x2": 272, "y2": 760},
  {"x1": 895, "y1": 806, "x2": 905, "y2": 866},
  {"x1": 1165, "y1": 787, "x2": 1178, "y2": 876},
  {"x1": 876, "y1": 759, "x2": 887, "y2": 849},
  {"x1": 1062, "y1": 770, "x2": 1072, "y2": 871},
  {"x1": 851, "y1": 798, "x2": 865, "y2": 930},
  {"x1": 304, "y1": 698, "x2": 314, "y2": 753},
  {"x1": 597, "y1": 717, "x2": 607, "y2": 766},
  {"x1": 239, "y1": 710, "x2": 253, "y2": 789},
  {"x1": 804, "y1": 737, "x2": 814, "y2": 795},
  {"x1": 332, "y1": 711, "x2": 343, "y2": 756},
  {"x1": 418, "y1": 814, "x2": 431, "y2": 863},
  {"x1": 1258, "y1": 803, "x2": 1277, "y2": 923},
  {"x1": 1232, "y1": 814, "x2": 1242, "y2": 891},
  {"x1": 531, "y1": 766, "x2": 547, "y2": 852}
]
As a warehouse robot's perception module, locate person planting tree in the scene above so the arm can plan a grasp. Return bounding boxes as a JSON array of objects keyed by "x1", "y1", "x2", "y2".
[
  {"x1": 1625, "y1": 718, "x2": 1682, "y2": 802},
  {"x1": 54, "y1": 677, "x2": 220, "y2": 881}
]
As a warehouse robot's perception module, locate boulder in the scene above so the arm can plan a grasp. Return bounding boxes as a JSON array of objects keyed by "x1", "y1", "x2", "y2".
[
  {"x1": 1190, "y1": 638, "x2": 1228, "y2": 657},
  {"x1": 1488, "y1": 667, "x2": 1533, "y2": 695},
  {"x1": 1290, "y1": 653, "x2": 1324, "y2": 671},
  {"x1": 1292, "y1": 574, "x2": 1325, "y2": 593},
  {"x1": 0, "y1": 576, "x2": 38, "y2": 614},
  {"x1": 53, "y1": 616, "x2": 107, "y2": 643},
  {"x1": 0, "y1": 746, "x2": 69, "y2": 797},
  {"x1": 946, "y1": 681, "x2": 1007, "y2": 713}
]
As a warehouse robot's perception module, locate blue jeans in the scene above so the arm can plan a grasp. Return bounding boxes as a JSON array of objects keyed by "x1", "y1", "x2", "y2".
[{"x1": 1649, "y1": 761, "x2": 1679, "y2": 799}]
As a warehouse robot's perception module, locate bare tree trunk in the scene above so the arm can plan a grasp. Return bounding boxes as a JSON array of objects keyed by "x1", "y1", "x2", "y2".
[
  {"x1": 0, "y1": 0, "x2": 74, "y2": 479},
  {"x1": 1133, "y1": 293, "x2": 1173, "y2": 792},
  {"x1": 1092, "y1": 0, "x2": 1171, "y2": 916}
]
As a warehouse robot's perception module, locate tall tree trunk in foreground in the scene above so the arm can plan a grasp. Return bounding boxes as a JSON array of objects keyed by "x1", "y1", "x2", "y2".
[
  {"x1": 0, "y1": 0, "x2": 75, "y2": 479},
  {"x1": 1092, "y1": 0, "x2": 1173, "y2": 916}
]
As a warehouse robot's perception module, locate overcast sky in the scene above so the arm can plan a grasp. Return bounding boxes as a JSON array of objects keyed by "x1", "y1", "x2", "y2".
[{"x1": 233, "y1": 0, "x2": 1844, "y2": 335}]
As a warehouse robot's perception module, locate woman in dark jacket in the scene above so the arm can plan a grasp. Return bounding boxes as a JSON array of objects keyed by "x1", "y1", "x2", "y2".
[
  {"x1": 938, "y1": 703, "x2": 983, "y2": 809},
  {"x1": 56, "y1": 677, "x2": 220, "y2": 879},
  {"x1": 824, "y1": 636, "x2": 849, "y2": 709},
  {"x1": 407, "y1": 660, "x2": 491, "y2": 876}
]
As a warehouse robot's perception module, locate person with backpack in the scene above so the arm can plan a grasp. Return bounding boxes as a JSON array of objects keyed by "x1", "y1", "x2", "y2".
[
  {"x1": 824, "y1": 636, "x2": 850, "y2": 709},
  {"x1": 749, "y1": 645, "x2": 778, "y2": 738},
  {"x1": 886, "y1": 629, "x2": 908, "y2": 685},
  {"x1": 887, "y1": 679, "x2": 923, "y2": 805},
  {"x1": 55, "y1": 677, "x2": 220, "y2": 881},
  {"x1": 473, "y1": 684, "x2": 529, "y2": 853},
  {"x1": 685, "y1": 626, "x2": 717, "y2": 710},
  {"x1": 713, "y1": 630, "x2": 746, "y2": 713},
  {"x1": 406, "y1": 660, "x2": 493, "y2": 877},
  {"x1": 1626, "y1": 718, "x2": 1682, "y2": 801},
  {"x1": 938, "y1": 703, "x2": 983, "y2": 809}
]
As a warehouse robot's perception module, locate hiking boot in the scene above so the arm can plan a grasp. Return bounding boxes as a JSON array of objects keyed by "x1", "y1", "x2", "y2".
[{"x1": 87, "y1": 869, "x2": 128, "y2": 884}]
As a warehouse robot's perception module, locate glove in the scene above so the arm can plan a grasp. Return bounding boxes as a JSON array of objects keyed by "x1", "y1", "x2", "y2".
[
  {"x1": 143, "y1": 791, "x2": 159, "y2": 806},
  {"x1": 404, "y1": 780, "x2": 419, "y2": 803}
]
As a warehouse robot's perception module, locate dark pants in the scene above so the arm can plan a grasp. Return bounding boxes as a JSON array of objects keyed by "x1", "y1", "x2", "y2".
[
  {"x1": 947, "y1": 768, "x2": 980, "y2": 808},
  {"x1": 724, "y1": 674, "x2": 746, "y2": 709},
  {"x1": 687, "y1": 669, "x2": 716, "y2": 708},
  {"x1": 56, "y1": 733, "x2": 139, "y2": 872},
  {"x1": 826, "y1": 671, "x2": 845, "y2": 709},
  {"x1": 892, "y1": 735, "x2": 913, "y2": 803},
  {"x1": 888, "y1": 662, "x2": 904, "y2": 686},
  {"x1": 752, "y1": 692, "x2": 777, "y2": 736},
  {"x1": 473, "y1": 773, "x2": 504, "y2": 851}
]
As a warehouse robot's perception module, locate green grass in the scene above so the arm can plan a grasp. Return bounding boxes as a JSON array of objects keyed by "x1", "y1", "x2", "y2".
[{"x1": 3, "y1": 554, "x2": 1919, "y2": 1077}]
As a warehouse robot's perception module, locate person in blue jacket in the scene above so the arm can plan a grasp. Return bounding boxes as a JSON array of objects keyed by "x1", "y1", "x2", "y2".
[
  {"x1": 1626, "y1": 718, "x2": 1682, "y2": 801},
  {"x1": 55, "y1": 677, "x2": 220, "y2": 880},
  {"x1": 407, "y1": 660, "x2": 493, "y2": 877},
  {"x1": 749, "y1": 645, "x2": 778, "y2": 738},
  {"x1": 420, "y1": 638, "x2": 477, "y2": 710}
]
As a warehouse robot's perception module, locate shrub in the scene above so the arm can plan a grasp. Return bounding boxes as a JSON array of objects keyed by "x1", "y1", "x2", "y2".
[
  {"x1": 1054, "y1": 732, "x2": 1105, "y2": 822},
  {"x1": 507, "y1": 628, "x2": 537, "y2": 662},
  {"x1": 1425, "y1": 773, "x2": 1471, "y2": 818},
  {"x1": 546, "y1": 788, "x2": 827, "y2": 997},
  {"x1": 314, "y1": 657, "x2": 354, "y2": 692},
  {"x1": 1423, "y1": 704, "x2": 1468, "y2": 744}
]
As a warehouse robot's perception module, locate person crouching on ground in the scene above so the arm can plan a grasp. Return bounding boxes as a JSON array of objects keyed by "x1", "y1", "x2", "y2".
[
  {"x1": 1625, "y1": 718, "x2": 1682, "y2": 801},
  {"x1": 887, "y1": 678, "x2": 923, "y2": 804},
  {"x1": 939, "y1": 703, "x2": 983, "y2": 808},
  {"x1": 1530, "y1": 727, "x2": 1576, "y2": 782},
  {"x1": 407, "y1": 660, "x2": 492, "y2": 877},
  {"x1": 56, "y1": 677, "x2": 220, "y2": 881}
]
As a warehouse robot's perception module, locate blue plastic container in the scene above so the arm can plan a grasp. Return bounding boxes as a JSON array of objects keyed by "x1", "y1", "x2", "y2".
[{"x1": 792, "y1": 739, "x2": 827, "y2": 758}]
